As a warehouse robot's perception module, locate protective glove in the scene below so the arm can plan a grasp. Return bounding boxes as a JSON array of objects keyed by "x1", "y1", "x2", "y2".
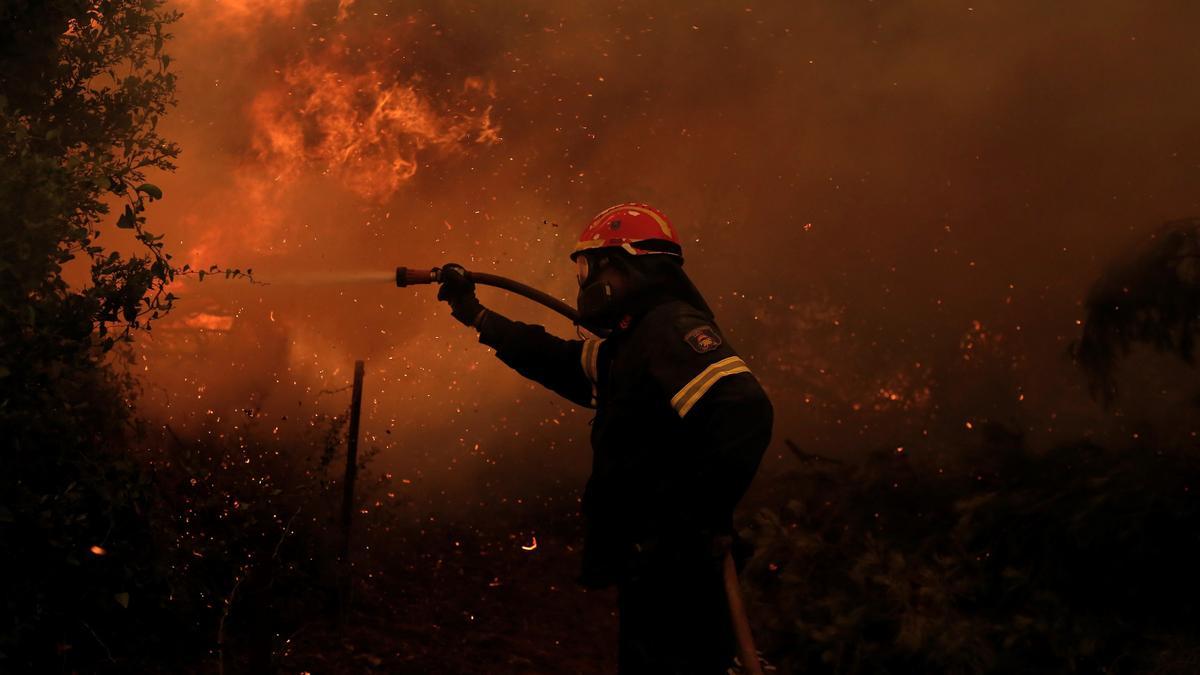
[{"x1": 437, "y1": 263, "x2": 486, "y2": 327}]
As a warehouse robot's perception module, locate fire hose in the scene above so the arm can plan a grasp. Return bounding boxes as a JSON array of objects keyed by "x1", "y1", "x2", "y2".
[
  {"x1": 396, "y1": 266, "x2": 581, "y2": 324},
  {"x1": 395, "y1": 265, "x2": 764, "y2": 675}
]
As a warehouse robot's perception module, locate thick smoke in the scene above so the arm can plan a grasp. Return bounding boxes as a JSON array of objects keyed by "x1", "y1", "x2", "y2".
[{"x1": 138, "y1": 1, "x2": 1200, "y2": 504}]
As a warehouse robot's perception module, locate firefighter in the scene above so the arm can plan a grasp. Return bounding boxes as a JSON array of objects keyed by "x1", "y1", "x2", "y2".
[{"x1": 437, "y1": 203, "x2": 773, "y2": 674}]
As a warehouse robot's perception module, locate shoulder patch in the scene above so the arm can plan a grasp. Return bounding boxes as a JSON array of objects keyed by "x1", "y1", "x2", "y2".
[{"x1": 684, "y1": 325, "x2": 723, "y2": 353}]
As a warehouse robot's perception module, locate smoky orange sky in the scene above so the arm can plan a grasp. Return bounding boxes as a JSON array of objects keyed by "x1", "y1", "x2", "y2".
[{"x1": 134, "y1": 0, "x2": 1200, "y2": 505}]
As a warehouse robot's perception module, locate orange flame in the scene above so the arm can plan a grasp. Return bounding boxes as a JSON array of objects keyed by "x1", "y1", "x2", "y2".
[
  {"x1": 172, "y1": 0, "x2": 306, "y2": 30},
  {"x1": 249, "y1": 52, "x2": 500, "y2": 201},
  {"x1": 183, "y1": 313, "x2": 236, "y2": 331}
]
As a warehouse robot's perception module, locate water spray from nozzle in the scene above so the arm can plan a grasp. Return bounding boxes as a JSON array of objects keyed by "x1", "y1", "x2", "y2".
[{"x1": 256, "y1": 270, "x2": 399, "y2": 286}]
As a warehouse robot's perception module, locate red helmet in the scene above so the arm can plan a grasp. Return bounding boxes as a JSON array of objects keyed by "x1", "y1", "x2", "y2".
[{"x1": 571, "y1": 203, "x2": 682, "y2": 259}]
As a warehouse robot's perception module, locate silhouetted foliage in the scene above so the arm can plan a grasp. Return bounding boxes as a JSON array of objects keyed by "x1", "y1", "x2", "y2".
[
  {"x1": 1074, "y1": 218, "x2": 1200, "y2": 403},
  {"x1": 1, "y1": 1, "x2": 185, "y2": 669},
  {"x1": 742, "y1": 431, "x2": 1200, "y2": 674},
  {"x1": 0, "y1": 3, "x2": 264, "y2": 670}
]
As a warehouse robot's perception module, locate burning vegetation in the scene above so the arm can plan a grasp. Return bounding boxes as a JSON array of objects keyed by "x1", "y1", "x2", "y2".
[
  {"x1": 248, "y1": 52, "x2": 499, "y2": 201},
  {"x1": 4, "y1": 0, "x2": 1200, "y2": 673}
]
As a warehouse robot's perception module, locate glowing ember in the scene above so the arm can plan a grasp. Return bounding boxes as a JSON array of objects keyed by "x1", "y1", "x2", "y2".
[{"x1": 90, "y1": 545, "x2": 106, "y2": 556}]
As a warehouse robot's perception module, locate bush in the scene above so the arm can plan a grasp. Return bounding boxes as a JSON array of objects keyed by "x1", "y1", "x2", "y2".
[
  {"x1": 742, "y1": 428, "x2": 1200, "y2": 674},
  {"x1": 0, "y1": 4, "x2": 280, "y2": 670}
]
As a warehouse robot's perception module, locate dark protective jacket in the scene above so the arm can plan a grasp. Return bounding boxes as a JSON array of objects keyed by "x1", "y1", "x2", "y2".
[{"x1": 477, "y1": 298, "x2": 773, "y2": 588}]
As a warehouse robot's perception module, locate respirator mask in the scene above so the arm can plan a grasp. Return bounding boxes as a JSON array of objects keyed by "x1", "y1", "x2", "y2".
[{"x1": 575, "y1": 250, "x2": 644, "y2": 333}]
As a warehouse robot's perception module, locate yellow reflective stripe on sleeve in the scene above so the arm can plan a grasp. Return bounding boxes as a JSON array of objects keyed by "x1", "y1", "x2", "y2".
[
  {"x1": 581, "y1": 339, "x2": 602, "y2": 383},
  {"x1": 580, "y1": 338, "x2": 603, "y2": 406},
  {"x1": 580, "y1": 340, "x2": 593, "y2": 380},
  {"x1": 670, "y1": 356, "x2": 752, "y2": 417},
  {"x1": 589, "y1": 340, "x2": 602, "y2": 383}
]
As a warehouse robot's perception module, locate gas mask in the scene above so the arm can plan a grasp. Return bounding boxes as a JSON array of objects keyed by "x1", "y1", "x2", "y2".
[{"x1": 575, "y1": 251, "x2": 642, "y2": 333}]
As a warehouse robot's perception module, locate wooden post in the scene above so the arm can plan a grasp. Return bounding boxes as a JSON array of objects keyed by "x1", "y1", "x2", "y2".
[{"x1": 339, "y1": 360, "x2": 365, "y2": 615}]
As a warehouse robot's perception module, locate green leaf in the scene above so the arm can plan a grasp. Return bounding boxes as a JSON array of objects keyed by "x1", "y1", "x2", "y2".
[{"x1": 136, "y1": 183, "x2": 163, "y2": 200}]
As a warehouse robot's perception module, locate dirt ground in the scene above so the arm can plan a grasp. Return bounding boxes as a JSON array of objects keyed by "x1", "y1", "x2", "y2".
[{"x1": 278, "y1": 518, "x2": 620, "y2": 674}]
